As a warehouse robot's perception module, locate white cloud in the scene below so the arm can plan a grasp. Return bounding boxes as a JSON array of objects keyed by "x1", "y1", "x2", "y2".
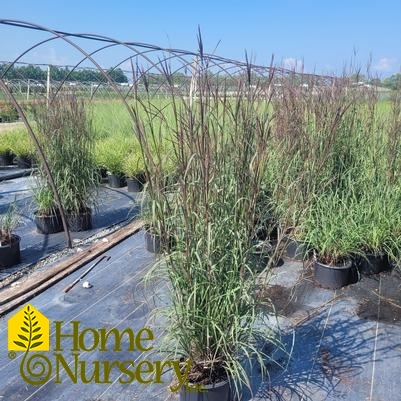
[
  {"x1": 282, "y1": 57, "x2": 304, "y2": 72},
  {"x1": 373, "y1": 57, "x2": 396, "y2": 72}
]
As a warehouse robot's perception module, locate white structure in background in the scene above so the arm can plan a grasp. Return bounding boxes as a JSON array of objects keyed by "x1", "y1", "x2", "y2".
[
  {"x1": 46, "y1": 65, "x2": 50, "y2": 107},
  {"x1": 189, "y1": 56, "x2": 199, "y2": 107}
]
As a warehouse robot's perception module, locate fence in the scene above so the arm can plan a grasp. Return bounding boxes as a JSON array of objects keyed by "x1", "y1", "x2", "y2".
[{"x1": 0, "y1": 19, "x2": 339, "y2": 104}]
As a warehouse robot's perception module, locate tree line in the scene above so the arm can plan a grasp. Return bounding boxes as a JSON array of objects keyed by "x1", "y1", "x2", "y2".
[
  {"x1": 1, "y1": 63, "x2": 400, "y2": 90},
  {"x1": 0, "y1": 63, "x2": 128, "y2": 83}
]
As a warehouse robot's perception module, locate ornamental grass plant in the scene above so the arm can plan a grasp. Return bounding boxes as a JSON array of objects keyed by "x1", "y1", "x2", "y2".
[
  {"x1": 93, "y1": 136, "x2": 131, "y2": 177},
  {"x1": 133, "y1": 61, "x2": 280, "y2": 397},
  {"x1": 32, "y1": 95, "x2": 98, "y2": 217},
  {"x1": 0, "y1": 200, "x2": 19, "y2": 245},
  {"x1": 8, "y1": 128, "x2": 36, "y2": 164}
]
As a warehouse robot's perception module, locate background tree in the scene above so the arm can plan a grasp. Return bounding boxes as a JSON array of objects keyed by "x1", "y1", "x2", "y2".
[{"x1": 383, "y1": 74, "x2": 401, "y2": 90}]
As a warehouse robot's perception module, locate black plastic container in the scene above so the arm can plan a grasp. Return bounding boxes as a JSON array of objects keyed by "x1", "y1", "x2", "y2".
[
  {"x1": 34, "y1": 211, "x2": 63, "y2": 234},
  {"x1": 0, "y1": 151, "x2": 13, "y2": 166},
  {"x1": 357, "y1": 253, "x2": 391, "y2": 275},
  {"x1": 144, "y1": 228, "x2": 175, "y2": 254},
  {"x1": 127, "y1": 177, "x2": 144, "y2": 193},
  {"x1": 144, "y1": 229, "x2": 161, "y2": 253},
  {"x1": 314, "y1": 258, "x2": 358, "y2": 289},
  {"x1": 107, "y1": 174, "x2": 126, "y2": 188},
  {"x1": 179, "y1": 380, "x2": 231, "y2": 401},
  {"x1": 15, "y1": 156, "x2": 33, "y2": 169},
  {"x1": 66, "y1": 207, "x2": 92, "y2": 232},
  {"x1": 0, "y1": 235, "x2": 21, "y2": 268}
]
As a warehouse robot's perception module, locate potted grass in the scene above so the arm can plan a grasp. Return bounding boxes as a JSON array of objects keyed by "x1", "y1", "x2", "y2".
[
  {"x1": 0, "y1": 131, "x2": 14, "y2": 166},
  {"x1": 140, "y1": 190, "x2": 176, "y2": 254},
  {"x1": 32, "y1": 182, "x2": 63, "y2": 234},
  {"x1": 354, "y1": 189, "x2": 393, "y2": 275},
  {"x1": 150, "y1": 171, "x2": 275, "y2": 400},
  {"x1": 135, "y1": 66, "x2": 277, "y2": 400},
  {"x1": 32, "y1": 95, "x2": 98, "y2": 232},
  {"x1": 122, "y1": 144, "x2": 146, "y2": 192},
  {"x1": 304, "y1": 190, "x2": 359, "y2": 289},
  {"x1": 94, "y1": 137, "x2": 128, "y2": 188},
  {"x1": 0, "y1": 201, "x2": 21, "y2": 268},
  {"x1": 10, "y1": 128, "x2": 36, "y2": 168}
]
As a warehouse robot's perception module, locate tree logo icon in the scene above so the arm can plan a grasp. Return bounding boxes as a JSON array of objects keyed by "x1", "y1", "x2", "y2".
[{"x1": 8, "y1": 304, "x2": 50, "y2": 352}]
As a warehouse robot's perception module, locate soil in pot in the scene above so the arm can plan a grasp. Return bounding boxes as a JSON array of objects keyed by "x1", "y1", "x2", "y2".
[
  {"x1": 66, "y1": 207, "x2": 92, "y2": 232},
  {"x1": 107, "y1": 174, "x2": 126, "y2": 188},
  {"x1": 357, "y1": 253, "x2": 391, "y2": 275},
  {"x1": 314, "y1": 258, "x2": 358, "y2": 289},
  {"x1": 0, "y1": 234, "x2": 21, "y2": 268},
  {"x1": 34, "y1": 210, "x2": 63, "y2": 234},
  {"x1": 179, "y1": 379, "x2": 231, "y2": 401}
]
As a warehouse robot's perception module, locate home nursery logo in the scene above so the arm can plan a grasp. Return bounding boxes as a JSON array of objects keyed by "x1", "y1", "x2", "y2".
[
  {"x1": 8, "y1": 304, "x2": 51, "y2": 384},
  {"x1": 7, "y1": 304, "x2": 206, "y2": 393}
]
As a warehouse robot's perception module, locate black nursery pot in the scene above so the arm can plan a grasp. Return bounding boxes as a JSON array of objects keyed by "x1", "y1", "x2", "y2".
[
  {"x1": 0, "y1": 151, "x2": 13, "y2": 166},
  {"x1": 250, "y1": 250, "x2": 271, "y2": 272},
  {"x1": 127, "y1": 176, "x2": 144, "y2": 193},
  {"x1": 144, "y1": 229, "x2": 162, "y2": 253},
  {"x1": 96, "y1": 168, "x2": 109, "y2": 184},
  {"x1": 357, "y1": 253, "x2": 391, "y2": 275},
  {"x1": 180, "y1": 379, "x2": 231, "y2": 401},
  {"x1": 34, "y1": 211, "x2": 63, "y2": 234},
  {"x1": 15, "y1": 156, "x2": 33, "y2": 169},
  {"x1": 0, "y1": 235, "x2": 21, "y2": 268},
  {"x1": 66, "y1": 207, "x2": 92, "y2": 232},
  {"x1": 144, "y1": 228, "x2": 175, "y2": 254},
  {"x1": 314, "y1": 258, "x2": 358, "y2": 289},
  {"x1": 107, "y1": 174, "x2": 126, "y2": 188}
]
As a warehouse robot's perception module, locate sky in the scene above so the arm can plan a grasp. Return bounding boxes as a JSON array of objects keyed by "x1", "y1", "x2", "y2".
[{"x1": 1, "y1": 0, "x2": 400, "y2": 78}]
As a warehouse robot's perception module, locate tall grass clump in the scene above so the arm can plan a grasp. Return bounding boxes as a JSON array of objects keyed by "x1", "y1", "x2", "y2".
[
  {"x1": 270, "y1": 76, "x2": 359, "y2": 221},
  {"x1": 133, "y1": 62, "x2": 278, "y2": 396},
  {"x1": 291, "y1": 76, "x2": 401, "y2": 267},
  {"x1": 381, "y1": 90, "x2": 401, "y2": 264},
  {"x1": 267, "y1": 73, "x2": 393, "y2": 263},
  {"x1": 32, "y1": 95, "x2": 98, "y2": 217}
]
